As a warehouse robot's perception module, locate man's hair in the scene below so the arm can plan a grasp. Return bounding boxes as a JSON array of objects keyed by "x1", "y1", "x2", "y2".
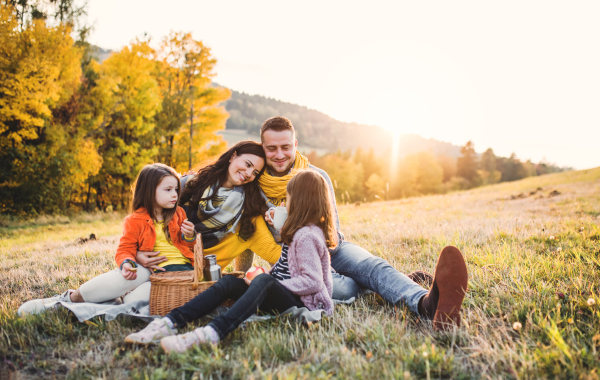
[{"x1": 260, "y1": 116, "x2": 295, "y2": 142}]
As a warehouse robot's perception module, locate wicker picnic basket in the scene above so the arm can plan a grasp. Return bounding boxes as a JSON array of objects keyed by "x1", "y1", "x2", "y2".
[{"x1": 149, "y1": 234, "x2": 244, "y2": 316}]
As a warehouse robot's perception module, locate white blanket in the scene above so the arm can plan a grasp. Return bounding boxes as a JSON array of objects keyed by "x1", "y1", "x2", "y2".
[{"x1": 43, "y1": 297, "x2": 355, "y2": 324}]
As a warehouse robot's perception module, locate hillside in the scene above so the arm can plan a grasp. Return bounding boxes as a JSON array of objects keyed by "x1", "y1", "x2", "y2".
[
  {"x1": 223, "y1": 88, "x2": 471, "y2": 157},
  {"x1": 1, "y1": 167, "x2": 599, "y2": 378}
]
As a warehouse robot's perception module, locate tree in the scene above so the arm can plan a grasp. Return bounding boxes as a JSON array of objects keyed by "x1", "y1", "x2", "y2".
[
  {"x1": 456, "y1": 141, "x2": 480, "y2": 186},
  {"x1": 436, "y1": 154, "x2": 457, "y2": 182},
  {"x1": 0, "y1": 5, "x2": 100, "y2": 214},
  {"x1": 86, "y1": 40, "x2": 161, "y2": 210},
  {"x1": 317, "y1": 153, "x2": 364, "y2": 203},
  {"x1": 365, "y1": 173, "x2": 386, "y2": 201},
  {"x1": 154, "y1": 32, "x2": 230, "y2": 172},
  {"x1": 394, "y1": 152, "x2": 443, "y2": 197},
  {"x1": 478, "y1": 148, "x2": 501, "y2": 185},
  {"x1": 498, "y1": 153, "x2": 528, "y2": 182}
]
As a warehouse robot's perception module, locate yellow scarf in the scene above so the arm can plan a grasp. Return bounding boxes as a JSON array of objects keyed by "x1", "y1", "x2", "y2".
[{"x1": 259, "y1": 151, "x2": 310, "y2": 206}]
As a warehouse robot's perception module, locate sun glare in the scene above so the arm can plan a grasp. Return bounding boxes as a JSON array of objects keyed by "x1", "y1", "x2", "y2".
[{"x1": 318, "y1": 38, "x2": 481, "y2": 145}]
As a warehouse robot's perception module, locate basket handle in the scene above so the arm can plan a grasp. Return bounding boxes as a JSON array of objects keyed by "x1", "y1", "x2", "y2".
[{"x1": 192, "y1": 232, "x2": 204, "y2": 290}]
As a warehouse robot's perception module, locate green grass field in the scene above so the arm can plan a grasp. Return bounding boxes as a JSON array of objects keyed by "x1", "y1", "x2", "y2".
[{"x1": 1, "y1": 168, "x2": 599, "y2": 379}]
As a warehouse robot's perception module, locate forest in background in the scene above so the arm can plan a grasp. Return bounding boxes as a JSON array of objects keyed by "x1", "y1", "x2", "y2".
[
  {"x1": 0, "y1": 1, "x2": 230, "y2": 215},
  {"x1": 0, "y1": 0, "x2": 570, "y2": 216}
]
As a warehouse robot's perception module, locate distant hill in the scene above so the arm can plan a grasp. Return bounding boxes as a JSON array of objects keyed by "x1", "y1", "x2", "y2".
[
  {"x1": 222, "y1": 88, "x2": 466, "y2": 158},
  {"x1": 222, "y1": 88, "x2": 393, "y2": 152}
]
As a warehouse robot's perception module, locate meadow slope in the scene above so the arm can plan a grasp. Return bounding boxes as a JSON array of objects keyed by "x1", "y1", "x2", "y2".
[{"x1": 1, "y1": 167, "x2": 599, "y2": 379}]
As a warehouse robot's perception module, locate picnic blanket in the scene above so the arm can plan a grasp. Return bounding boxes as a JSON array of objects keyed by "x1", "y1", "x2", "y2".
[{"x1": 41, "y1": 297, "x2": 356, "y2": 324}]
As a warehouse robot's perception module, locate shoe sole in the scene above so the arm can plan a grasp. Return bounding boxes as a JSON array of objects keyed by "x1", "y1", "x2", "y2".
[
  {"x1": 124, "y1": 336, "x2": 162, "y2": 345},
  {"x1": 432, "y1": 246, "x2": 468, "y2": 330}
]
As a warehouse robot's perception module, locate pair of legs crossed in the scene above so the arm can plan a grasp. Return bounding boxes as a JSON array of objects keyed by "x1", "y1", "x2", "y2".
[{"x1": 329, "y1": 241, "x2": 468, "y2": 328}]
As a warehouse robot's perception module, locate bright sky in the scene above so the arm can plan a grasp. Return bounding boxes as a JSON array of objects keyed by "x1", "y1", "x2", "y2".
[{"x1": 87, "y1": 1, "x2": 600, "y2": 169}]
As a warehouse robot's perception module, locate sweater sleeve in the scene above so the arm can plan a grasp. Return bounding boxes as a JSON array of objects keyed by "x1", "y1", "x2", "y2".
[
  {"x1": 279, "y1": 231, "x2": 326, "y2": 296},
  {"x1": 248, "y1": 216, "x2": 282, "y2": 265},
  {"x1": 114, "y1": 217, "x2": 139, "y2": 267}
]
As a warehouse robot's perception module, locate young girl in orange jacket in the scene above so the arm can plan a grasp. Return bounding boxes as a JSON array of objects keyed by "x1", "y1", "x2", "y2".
[{"x1": 18, "y1": 163, "x2": 198, "y2": 313}]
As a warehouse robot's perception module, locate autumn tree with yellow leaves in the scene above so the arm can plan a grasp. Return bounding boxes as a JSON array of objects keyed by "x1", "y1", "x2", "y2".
[{"x1": 0, "y1": 4, "x2": 230, "y2": 215}]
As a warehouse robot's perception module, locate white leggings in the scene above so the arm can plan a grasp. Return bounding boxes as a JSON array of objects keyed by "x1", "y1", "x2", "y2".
[{"x1": 78, "y1": 267, "x2": 153, "y2": 304}]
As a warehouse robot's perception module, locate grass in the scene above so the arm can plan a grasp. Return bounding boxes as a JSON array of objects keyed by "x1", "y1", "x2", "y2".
[{"x1": 1, "y1": 168, "x2": 600, "y2": 379}]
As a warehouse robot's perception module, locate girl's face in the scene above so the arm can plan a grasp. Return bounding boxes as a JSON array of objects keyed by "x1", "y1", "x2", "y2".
[
  {"x1": 223, "y1": 153, "x2": 265, "y2": 188},
  {"x1": 155, "y1": 175, "x2": 179, "y2": 210},
  {"x1": 285, "y1": 190, "x2": 291, "y2": 213}
]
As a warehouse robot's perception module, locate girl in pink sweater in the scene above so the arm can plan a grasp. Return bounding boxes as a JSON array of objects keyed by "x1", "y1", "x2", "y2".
[{"x1": 126, "y1": 170, "x2": 336, "y2": 351}]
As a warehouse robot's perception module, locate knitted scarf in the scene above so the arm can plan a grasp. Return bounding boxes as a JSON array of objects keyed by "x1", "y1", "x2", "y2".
[
  {"x1": 188, "y1": 184, "x2": 245, "y2": 249},
  {"x1": 258, "y1": 151, "x2": 310, "y2": 206}
]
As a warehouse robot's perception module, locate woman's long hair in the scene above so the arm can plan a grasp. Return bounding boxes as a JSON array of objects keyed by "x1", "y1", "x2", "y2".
[
  {"x1": 131, "y1": 163, "x2": 181, "y2": 243},
  {"x1": 180, "y1": 140, "x2": 267, "y2": 240},
  {"x1": 280, "y1": 170, "x2": 338, "y2": 249}
]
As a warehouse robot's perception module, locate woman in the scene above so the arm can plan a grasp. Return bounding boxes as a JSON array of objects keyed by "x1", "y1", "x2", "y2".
[
  {"x1": 18, "y1": 141, "x2": 282, "y2": 315},
  {"x1": 136, "y1": 140, "x2": 281, "y2": 272}
]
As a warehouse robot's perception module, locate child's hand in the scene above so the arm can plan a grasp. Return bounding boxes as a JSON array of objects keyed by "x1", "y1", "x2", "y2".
[
  {"x1": 181, "y1": 219, "x2": 195, "y2": 239},
  {"x1": 121, "y1": 262, "x2": 138, "y2": 281}
]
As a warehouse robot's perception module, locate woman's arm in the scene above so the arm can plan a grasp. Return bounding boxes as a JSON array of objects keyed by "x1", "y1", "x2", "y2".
[
  {"x1": 279, "y1": 232, "x2": 326, "y2": 296},
  {"x1": 248, "y1": 216, "x2": 283, "y2": 265}
]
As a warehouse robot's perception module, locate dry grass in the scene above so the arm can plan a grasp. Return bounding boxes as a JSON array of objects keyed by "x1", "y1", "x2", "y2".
[{"x1": 1, "y1": 168, "x2": 600, "y2": 379}]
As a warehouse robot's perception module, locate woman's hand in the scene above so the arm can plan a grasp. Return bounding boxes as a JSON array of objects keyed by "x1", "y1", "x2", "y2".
[
  {"x1": 136, "y1": 250, "x2": 167, "y2": 271},
  {"x1": 181, "y1": 219, "x2": 196, "y2": 239},
  {"x1": 121, "y1": 262, "x2": 138, "y2": 281},
  {"x1": 243, "y1": 276, "x2": 251, "y2": 286}
]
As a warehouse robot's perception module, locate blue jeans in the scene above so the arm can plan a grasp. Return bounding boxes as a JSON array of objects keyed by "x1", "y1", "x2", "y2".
[{"x1": 330, "y1": 241, "x2": 428, "y2": 314}]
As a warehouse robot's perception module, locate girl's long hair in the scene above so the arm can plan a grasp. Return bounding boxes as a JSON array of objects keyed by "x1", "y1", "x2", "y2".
[
  {"x1": 180, "y1": 140, "x2": 267, "y2": 240},
  {"x1": 280, "y1": 170, "x2": 338, "y2": 249},
  {"x1": 131, "y1": 163, "x2": 181, "y2": 243}
]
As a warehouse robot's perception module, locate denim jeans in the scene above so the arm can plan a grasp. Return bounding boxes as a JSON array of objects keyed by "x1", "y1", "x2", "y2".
[
  {"x1": 330, "y1": 241, "x2": 428, "y2": 314},
  {"x1": 167, "y1": 273, "x2": 304, "y2": 339},
  {"x1": 162, "y1": 263, "x2": 194, "y2": 272}
]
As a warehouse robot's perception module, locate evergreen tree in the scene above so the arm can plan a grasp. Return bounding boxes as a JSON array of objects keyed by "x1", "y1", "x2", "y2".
[{"x1": 456, "y1": 141, "x2": 480, "y2": 184}]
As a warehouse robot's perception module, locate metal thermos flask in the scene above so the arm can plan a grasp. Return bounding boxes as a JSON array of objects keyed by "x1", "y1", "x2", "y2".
[{"x1": 203, "y1": 254, "x2": 222, "y2": 281}]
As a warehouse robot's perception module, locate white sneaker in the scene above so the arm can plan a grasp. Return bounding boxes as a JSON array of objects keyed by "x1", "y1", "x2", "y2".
[
  {"x1": 160, "y1": 326, "x2": 219, "y2": 353},
  {"x1": 125, "y1": 318, "x2": 177, "y2": 345},
  {"x1": 17, "y1": 290, "x2": 74, "y2": 316}
]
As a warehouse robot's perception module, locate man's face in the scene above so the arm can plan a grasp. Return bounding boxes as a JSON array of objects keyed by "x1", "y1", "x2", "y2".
[{"x1": 262, "y1": 129, "x2": 297, "y2": 175}]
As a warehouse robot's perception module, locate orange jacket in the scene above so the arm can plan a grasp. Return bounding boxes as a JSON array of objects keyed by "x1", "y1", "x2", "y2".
[{"x1": 114, "y1": 207, "x2": 195, "y2": 268}]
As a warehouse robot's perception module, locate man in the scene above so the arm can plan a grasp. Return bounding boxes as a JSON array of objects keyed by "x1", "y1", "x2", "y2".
[{"x1": 259, "y1": 116, "x2": 468, "y2": 330}]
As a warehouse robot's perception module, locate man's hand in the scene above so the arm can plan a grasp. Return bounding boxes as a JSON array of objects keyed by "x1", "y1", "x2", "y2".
[
  {"x1": 264, "y1": 209, "x2": 274, "y2": 226},
  {"x1": 181, "y1": 219, "x2": 195, "y2": 239},
  {"x1": 121, "y1": 262, "x2": 138, "y2": 281},
  {"x1": 136, "y1": 250, "x2": 167, "y2": 271},
  {"x1": 264, "y1": 201, "x2": 285, "y2": 226}
]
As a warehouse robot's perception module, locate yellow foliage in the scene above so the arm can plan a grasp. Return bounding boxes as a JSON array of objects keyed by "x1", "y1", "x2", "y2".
[{"x1": 0, "y1": 5, "x2": 81, "y2": 146}]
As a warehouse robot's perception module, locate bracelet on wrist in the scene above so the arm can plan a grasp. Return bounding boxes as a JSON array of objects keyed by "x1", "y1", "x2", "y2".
[
  {"x1": 182, "y1": 232, "x2": 196, "y2": 242},
  {"x1": 120, "y1": 259, "x2": 137, "y2": 270}
]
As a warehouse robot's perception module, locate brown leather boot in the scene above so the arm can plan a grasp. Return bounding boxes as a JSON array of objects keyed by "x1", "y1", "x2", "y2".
[
  {"x1": 418, "y1": 246, "x2": 468, "y2": 330},
  {"x1": 407, "y1": 270, "x2": 433, "y2": 287}
]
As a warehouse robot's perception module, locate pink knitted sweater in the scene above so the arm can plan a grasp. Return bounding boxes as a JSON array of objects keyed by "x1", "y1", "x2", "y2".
[{"x1": 270, "y1": 224, "x2": 334, "y2": 316}]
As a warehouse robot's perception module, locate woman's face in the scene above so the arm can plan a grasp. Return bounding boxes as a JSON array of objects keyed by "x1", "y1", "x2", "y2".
[{"x1": 223, "y1": 153, "x2": 265, "y2": 188}]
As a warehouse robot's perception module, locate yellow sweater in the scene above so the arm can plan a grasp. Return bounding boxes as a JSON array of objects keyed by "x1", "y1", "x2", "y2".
[{"x1": 204, "y1": 216, "x2": 282, "y2": 269}]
